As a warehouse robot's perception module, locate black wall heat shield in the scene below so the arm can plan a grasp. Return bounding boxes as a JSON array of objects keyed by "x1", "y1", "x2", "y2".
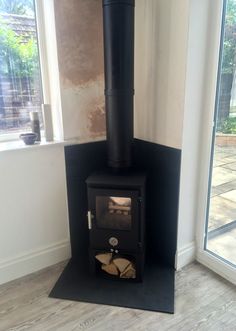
[{"x1": 103, "y1": 0, "x2": 135, "y2": 168}]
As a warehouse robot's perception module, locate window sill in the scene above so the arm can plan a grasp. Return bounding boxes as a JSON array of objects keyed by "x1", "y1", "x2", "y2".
[
  {"x1": 0, "y1": 138, "x2": 66, "y2": 153},
  {"x1": 0, "y1": 137, "x2": 106, "y2": 153}
]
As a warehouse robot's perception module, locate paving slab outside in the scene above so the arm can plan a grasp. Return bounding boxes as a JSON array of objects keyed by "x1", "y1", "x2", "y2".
[{"x1": 207, "y1": 144, "x2": 236, "y2": 266}]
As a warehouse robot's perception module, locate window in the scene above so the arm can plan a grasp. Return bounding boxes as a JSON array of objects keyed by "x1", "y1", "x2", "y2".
[
  {"x1": 0, "y1": 0, "x2": 44, "y2": 138},
  {"x1": 205, "y1": 0, "x2": 236, "y2": 268}
]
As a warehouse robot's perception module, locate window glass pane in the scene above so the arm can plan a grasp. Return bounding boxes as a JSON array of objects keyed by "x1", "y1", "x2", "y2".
[
  {"x1": 0, "y1": 0, "x2": 43, "y2": 135},
  {"x1": 205, "y1": 0, "x2": 236, "y2": 267},
  {"x1": 96, "y1": 196, "x2": 132, "y2": 230}
]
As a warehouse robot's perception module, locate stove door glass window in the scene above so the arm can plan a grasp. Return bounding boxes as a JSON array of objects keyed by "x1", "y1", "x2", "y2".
[{"x1": 96, "y1": 196, "x2": 131, "y2": 230}]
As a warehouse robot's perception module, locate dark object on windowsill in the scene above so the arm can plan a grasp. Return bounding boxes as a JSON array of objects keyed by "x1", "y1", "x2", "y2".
[
  {"x1": 19, "y1": 133, "x2": 38, "y2": 145},
  {"x1": 30, "y1": 111, "x2": 41, "y2": 141}
]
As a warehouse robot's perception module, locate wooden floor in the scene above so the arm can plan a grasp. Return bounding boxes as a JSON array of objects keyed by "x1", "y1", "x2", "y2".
[{"x1": 0, "y1": 262, "x2": 235, "y2": 331}]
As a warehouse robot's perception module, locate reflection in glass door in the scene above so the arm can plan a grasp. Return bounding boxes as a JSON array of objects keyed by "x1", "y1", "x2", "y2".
[
  {"x1": 96, "y1": 196, "x2": 132, "y2": 230},
  {"x1": 205, "y1": 0, "x2": 236, "y2": 267}
]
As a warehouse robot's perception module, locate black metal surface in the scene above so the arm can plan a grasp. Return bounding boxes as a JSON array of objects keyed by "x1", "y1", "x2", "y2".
[
  {"x1": 64, "y1": 140, "x2": 180, "y2": 267},
  {"x1": 86, "y1": 171, "x2": 146, "y2": 188},
  {"x1": 50, "y1": 259, "x2": 175, "y2": 313},
  {"x1": 133, "y1": 139, "x2": 180, "y2": 266},
  {"x1": 64, "y1": 142, "x2": 107, "y2": 260},
  {"x1": 103, "y1": 0, "x2": 135, "y2": 168},
  {"x1": 50, "y1": 140, "x2": 180, "y2": 312}
]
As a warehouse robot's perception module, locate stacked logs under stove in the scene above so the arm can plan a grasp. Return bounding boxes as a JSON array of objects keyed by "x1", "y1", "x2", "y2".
[{"x1": 95, "y1": 253, "x2": 136, "y2": 279}]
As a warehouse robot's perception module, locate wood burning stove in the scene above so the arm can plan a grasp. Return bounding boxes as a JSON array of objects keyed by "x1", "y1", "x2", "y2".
[
  {"x1": 86, "y1": 0, "x2": 146, "y2": 281},
  {"x1": 86, "y1": 172, "x2": 145, "y2": 281}
]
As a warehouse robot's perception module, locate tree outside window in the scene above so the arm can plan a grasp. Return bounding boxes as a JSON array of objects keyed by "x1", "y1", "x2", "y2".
[
  {"x1": 217, "y1": 0, "x2": 236, "y2": 134},
  {"x1": 0, "y1": 0, "x2": 43, "y2": 135}
]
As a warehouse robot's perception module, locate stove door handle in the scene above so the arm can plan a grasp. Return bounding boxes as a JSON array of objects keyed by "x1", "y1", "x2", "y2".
[{"x1": 87, "y1": 211, "x2": 93, "y2": 230}]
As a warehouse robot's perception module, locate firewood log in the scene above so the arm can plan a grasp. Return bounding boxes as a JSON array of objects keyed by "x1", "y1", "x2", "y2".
[
  {"x1": 110, "y1": 197, "x2": 130, "y2": 206},
  {"x1": 113, "y1": 257, "x2": 131, "y2": 273},
  {"x1": 120, "y1": 263, "x2": 136, "y2": 279},
  {"x1": 108, "y1": 203, "x2": 130, "y2": 211},
  {"x1": 101, "y1": 262, "x2": 119, "y2": 276},
  {"x1": 95, "y1": 253, "x2": 112, "y2": 265}
]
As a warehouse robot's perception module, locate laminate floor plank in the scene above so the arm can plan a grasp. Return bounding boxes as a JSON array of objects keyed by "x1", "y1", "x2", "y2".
[{"x1": 0, "y1": 262, "x2": 235, "y2": 331}]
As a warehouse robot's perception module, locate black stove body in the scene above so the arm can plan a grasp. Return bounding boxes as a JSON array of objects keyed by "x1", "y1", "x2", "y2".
[
  {"x1": 86, "y1": 172, "x2": 146, "y2": 281},
  {"x1": 86, "y1": 0, "x2": 146, "y2": 281}
]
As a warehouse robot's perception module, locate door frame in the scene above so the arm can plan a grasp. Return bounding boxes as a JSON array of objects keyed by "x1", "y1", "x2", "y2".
[{"x1": 195, "y1": 0, "x2": 236, "y2": 285}]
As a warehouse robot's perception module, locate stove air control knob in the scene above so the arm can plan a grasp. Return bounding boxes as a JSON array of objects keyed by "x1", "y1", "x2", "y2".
[{"x1": 109, "y1": 237, "x2": 118, "y2": 247}]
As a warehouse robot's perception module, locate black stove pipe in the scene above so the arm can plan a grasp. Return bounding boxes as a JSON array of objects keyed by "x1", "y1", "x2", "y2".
[{"x1": 103, "y1": 0, "x2": 135, "y2": 169}]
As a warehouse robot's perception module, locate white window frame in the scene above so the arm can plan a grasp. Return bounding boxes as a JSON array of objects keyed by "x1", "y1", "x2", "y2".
[
  {"x1": 35, "y1": 0, "x2": 64, "y2": 142},
  {"x1": 34, "y1": 0, "x2": 51, "y2": 105},
  {"x1": 195, "y1": 0, "x2": 236, "y2": 285}
]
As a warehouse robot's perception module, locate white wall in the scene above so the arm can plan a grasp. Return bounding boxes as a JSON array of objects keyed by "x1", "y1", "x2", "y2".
[
  {"x1": 134, "y1": 0, "x2": 191, "y2": 267},
  {"x1": 134, "y1": 0, "x2": 190, "y2": 149},
  {"x1": 176, "y1": 0, "x2": 223, "y2": 269},
  {"x1": 176, "y1": 0, "x2": 211, "y2": 268},
  {"x1": 0, "y1": 0, "x2": 71, "y2": 286},
  {"x1": 135, "y1": 0, "x2": 224, "y2": 269},
  {"x1": 0, "y1": 145, "x2": 70, "y2": 285}
]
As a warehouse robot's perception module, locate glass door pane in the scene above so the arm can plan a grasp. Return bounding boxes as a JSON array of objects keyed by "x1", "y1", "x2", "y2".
[
  {"x1": 96, "y1": 196, "x2": 132, "y2": 230},
  {"x1": 205, "y1": 0, "x2": 236, "y2": 267}
]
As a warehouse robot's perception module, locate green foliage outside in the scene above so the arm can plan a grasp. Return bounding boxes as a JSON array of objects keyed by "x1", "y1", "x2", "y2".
[
  {"x1": 217, "y1": 0, "x2": 236, "y2": 134},
  {"x1": 222, "y1": 0, "x2": 236, "y2": 74},
  {"x1": 0, "y1": 21, "x2": 38, "y2": 78},
  {"x1": 0, "y1": 0, "x2": 34, "y2": 16},
  {"x1": 217, "y1": 117, "x2": 236, "y2": 134},
  {"x1": 0, "y1": 0, "x2": 37, "y2": 79}
]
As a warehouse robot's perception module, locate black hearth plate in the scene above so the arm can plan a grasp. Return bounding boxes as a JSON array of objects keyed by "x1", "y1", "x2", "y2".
[{"x1": 49, "y1": 258, "x2": 175, "y2": 313}]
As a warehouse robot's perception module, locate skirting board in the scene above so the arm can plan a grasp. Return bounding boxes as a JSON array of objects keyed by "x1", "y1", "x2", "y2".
[
  {"x1": 0, "y1": 240, "x2": 71, "y2": 285},
  {"x1": 175, "y1": 241, "x2": 196, "y2": 270}
]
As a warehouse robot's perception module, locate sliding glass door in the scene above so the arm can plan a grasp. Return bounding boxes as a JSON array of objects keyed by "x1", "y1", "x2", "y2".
[{"x1": 205, "y1": 0, "x2": 236, "y2": 269}]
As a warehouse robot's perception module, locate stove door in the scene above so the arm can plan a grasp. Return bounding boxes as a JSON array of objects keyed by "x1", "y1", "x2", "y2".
[{"x1": 87, "y1": 188, "x2": 141, "y2": 251}]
